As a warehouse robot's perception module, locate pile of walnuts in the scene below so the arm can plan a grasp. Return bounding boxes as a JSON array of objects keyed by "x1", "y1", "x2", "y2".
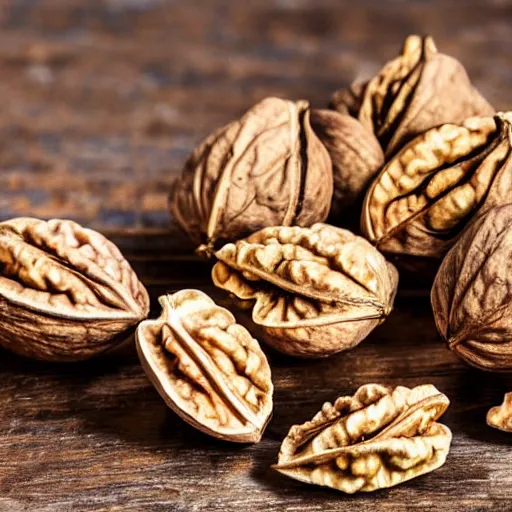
[{"x1": 170, "y1": 34, "x2": 512, "y2": 430}]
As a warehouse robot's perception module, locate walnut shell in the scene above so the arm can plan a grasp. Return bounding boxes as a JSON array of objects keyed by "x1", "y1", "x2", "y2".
[
  {"x1": 331, "y1": 34, "x2": 494, "y2": 156},
  {"x1": 136, "y1": 289, "x2": 273, "y2": 442},
  {"x1": 212, "y1": 223, "x2": 398, "y2": 358},
  {"x1": 0, "y1": 218, "x2": 149, "y2": 361},
  {"x1": 362, "y1": 113, "x2": 512, "y2": 261},
  {"x1": 431, "y1": 204, "x2": 512, "y2": 372},
  {"x1": 273, "y1": 383, "x2": 451, "y2": 493},
  {"x1": 487, "y1": 393, "x2": 512, "y2": 432},
  {"x1": 310, "y1": 109, "x2": 384, "y2": 228},
  {"x1": 169, "y1": 97, "x2": 333, "y2": 255}
]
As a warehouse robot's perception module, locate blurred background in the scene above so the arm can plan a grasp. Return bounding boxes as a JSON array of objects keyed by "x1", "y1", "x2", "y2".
[{"x1": 0, "y1": 0, "x2": 510, "y2": 233}]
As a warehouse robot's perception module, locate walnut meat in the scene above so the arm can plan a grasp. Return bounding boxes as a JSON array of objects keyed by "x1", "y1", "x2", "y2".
[
  {"x1": 362, "y1": 113, "x2": 512, "y2": 260},
  {"x1": 0, "y1": 218, "x2": 150, "y2": 361},
  {"x1": 212, "y1": 223, "x2": 398, "y2": 358},
  {"x1": 331, "y1": 35, "x2": 494, "y2": 156},
  {"x1": 310, "y1": 109, "x2": 384, "y2": 226},
  {"x1": 273, "y1": 384, "x2": 451, "y2": 493},
  {"x1": 487, "y1": 393, "x2": 512, "y2": 432},
  {"x1": 136, "y1": 290, "x2": 273, "y2": 443},
  {"x1": 432, "y1": 204, "x2": 512, "y2": 371},
  {"x1": 169, "y1": 97, "x2": 333, "y2": 255}
]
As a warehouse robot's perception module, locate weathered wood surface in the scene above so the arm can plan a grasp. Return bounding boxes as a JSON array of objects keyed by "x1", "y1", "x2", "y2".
[{"x1": 1, "y1": 1, "x2": 512, "y2": 511}]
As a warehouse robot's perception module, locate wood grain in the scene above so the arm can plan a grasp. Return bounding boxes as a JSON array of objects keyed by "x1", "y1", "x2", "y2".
[
  {"x1": 1, "y1": 1, "x2": 512, "y2": 511},
  {"x1": 1, "y1": 285, "x2": 512, "y2": 511},
  {"x1": 0, "y1": 0, "x2": 511, "y2": 238}
]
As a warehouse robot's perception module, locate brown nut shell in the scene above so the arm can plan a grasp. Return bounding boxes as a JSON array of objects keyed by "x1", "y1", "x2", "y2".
[
  {"x1": 212, "y1": 223, "x2": 398, "y2": 358},
  {"x1": 136, "y1": 289, "x2": 273, "y2": 443},
  {"x1": 169, "y1": 97, "x2": 333, "y2": 255},
  {"x1": 0, "y1": 217, "x2": 149, "y2": 361},
  {"x1": 487, "y1": 393, "x2": 512, "y2": 432},
  {"x1": 331, "y1": 35, "x2": 494, "y2": 156},
  {"x1": 432, "y1": 204, "x2": 512, "y2": 371},
  {"x1": 362, "y1": 113, "x2": 512, "y2": 260},
  {"x1": 273, "y1": 383, "x2": 451, "y2": 493},
  {"x1": 310, "y1": 109, "x2": 384, "y2": 227}
]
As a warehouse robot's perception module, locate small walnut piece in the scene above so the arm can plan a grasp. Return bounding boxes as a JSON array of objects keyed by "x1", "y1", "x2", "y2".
[
  {"x1": 273, "y1": 383, "x2": 451, "y2": 493},
  {"x1": 212, "y1": 223, "x2": 398, "y2": 358},
  {"x1": 362, "y1": 113, "x2": 512, "y2": 260},
  {"x1": 432, "y1": 204, "x2": 512, "y2": 371},
  {"x1": 169, "y1": 97, "x2": 333, "y2": 256},
  {"x1": 487, "y1": 393, "x2": 512, "y2": 432},
  {"x1": 331, "y1": 35, "x2": 494, "y2": 156},
  {"x1": 310, "y1": 109, "x2": 384, "y2": 225},
  {"x1": 136, "y1": 289, "x2": 273, "y2": 443},
  {"x1": 0, "y1": 218, "x2": 149, "y2": 362}
]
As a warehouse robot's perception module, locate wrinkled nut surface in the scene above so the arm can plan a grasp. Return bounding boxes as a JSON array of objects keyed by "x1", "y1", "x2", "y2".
[
  {"x1": 487, "y1": 393, "x2": 512, "y2": 432},
  {"x1": 432, "y1": 204, "x2": 512, "y2": 372},
  {"x1": 169, "y1": 97, "x2": 333, "y2": 255},
  {"x1": 273, "y1": 383, "x2": 451, "y2": 493},
  {"x1": 212, "y1": 223, "x2": 398, "y2": 358},
  {"x1": 310, "y1": 109, "x2": 384, "y2": 224},
  {"x1": 136, "y1": 289, "x2": 273, "y2": 443},
  {"x1": 0, "y1": 218, "x2": 149, "y2": 361},
  {"x1": 331, "y1": 34, "x2": 494, "y2": 156},
  {"x1": 362, "y1": 113, "x2": 512, "y2": 259}
]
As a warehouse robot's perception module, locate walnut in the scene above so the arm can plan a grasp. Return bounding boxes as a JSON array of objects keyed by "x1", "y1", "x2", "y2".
[
  {"x1": 0, "y1": 217, "x2": 149, "y2": 361},
  {"x1": 310, "y1": 109, "x2": 384, "y2": 228},
  {"x1": 273, "y1": 383, "x2": 451, "y2": 493},
  {"x1": 212, "y1": 223, "x2": 398, "y2": 358},
  {"x1": 331, "y1": 34, "x2": 494, "y2": 156},
  {"x1": 136, "y1": 289, "x2": 273, "y2": 443},
  {"x1": 487, "y1": 393, "x2": 512, "y2": 432},
  {"x1": 169, "y1": 97, "x2": 333, "y2": 256},
  {"x1": 362, "y1": 113, "x2": 512, "y2": 261},
  {"x1": 431, "y1": 204, "x2": 512, "y2": 371}
]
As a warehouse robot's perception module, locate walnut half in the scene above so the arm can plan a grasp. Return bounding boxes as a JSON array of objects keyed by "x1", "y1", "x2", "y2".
[
  {"x1": 136, "y1": 289, "x2": 273, "y2": 443},
  {"x1": 487, "y1": 393, "x2": 512, "y2": 433},
  {"x1": 0, "y1": 217, "x2": 149, "y2": 361},
  {"x1": 212, "y1": 223, "x2": 398, "y2": 358},
  {"x1": 362, "y1": 113, "x2": 512, "y2": 261},
  {"x1": 273, "y1": 384, "x2": 451, "y2": 493}
]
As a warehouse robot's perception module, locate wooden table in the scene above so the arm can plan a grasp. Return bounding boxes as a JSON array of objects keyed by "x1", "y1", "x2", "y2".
[{"x1": 1, "y1": 1, "x2": 512, "y2": 510}]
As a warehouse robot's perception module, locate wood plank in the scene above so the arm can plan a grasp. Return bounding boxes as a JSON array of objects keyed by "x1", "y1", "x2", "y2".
[
  {"x1": 0, "y1": 0, "x2": 511, "y2": 233},
  {"x1": 0, "y1": 288, "x2": 511, "y2": 511}
]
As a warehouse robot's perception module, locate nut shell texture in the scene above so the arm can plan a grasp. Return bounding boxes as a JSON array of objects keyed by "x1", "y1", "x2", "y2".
[
  {"x1": 212, "y1": 223, "x2": 398, "y2": 358},
  {"x1": 362, "y1": 114, "x2": 512, "y2": 259},
  {"x1": 432, "y1": 204, "x2": 512, "y2": 371},
  {"x1": 310, "y1": 109, "x2": 384, "y2": 224},
  {"x1": 169, "y1": 97, "x2": 333, "y2": 253},
  {"x1": 136, "y1": 289, "x2": 273, "y2": 443},
  {"x1": 0, "y1": 218, "x2": 149, "y2": 361},
  {"x1": 331, "y1": 34, "x2": 494, "y2": 156},
  {"x1": 487, "y1": 393, "x2": 512, "y2": 432}
]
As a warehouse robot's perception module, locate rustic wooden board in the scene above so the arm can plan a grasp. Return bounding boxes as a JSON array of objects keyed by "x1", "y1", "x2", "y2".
[{"x1": 1, "y1": 1, "x2": 512, "y2": 511}]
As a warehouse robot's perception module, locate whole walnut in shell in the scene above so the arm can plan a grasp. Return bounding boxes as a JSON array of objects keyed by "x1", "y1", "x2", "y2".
[
  {"x1": 212, "y1": 223, "x2": 398, "y2": 358},
  {"x1": 0, "y1": 218, "x2": 149, "y2": 362},
  {"x1": 310, "y1": 109, "x2": 384, "y2": 228},
  {"x1": 169, "y1": 97, "x2": 333, "y2": 255},
  {"x1": 432, "y1": 204, "x2": 512, "y2": 371},
  {"x1": 362, "y1": 113, "x2": 512, "y2": 262},
  {"x1": 331, "y1": 34, "x2": 494, "y2": 156}
]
